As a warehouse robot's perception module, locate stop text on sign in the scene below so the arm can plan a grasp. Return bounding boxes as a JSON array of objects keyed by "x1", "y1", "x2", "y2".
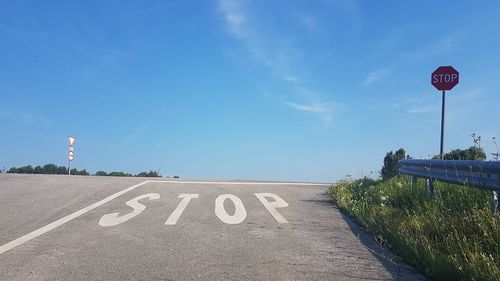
[
  {"x1": 98, "y1": 192, "x2": 289, "y2": 227},
  {"x1": 431, "y1": 66, "x2": 459, "y2": 91},
  {"x1": 432, "y1": 73, "x2": 458, "y2": 84}
]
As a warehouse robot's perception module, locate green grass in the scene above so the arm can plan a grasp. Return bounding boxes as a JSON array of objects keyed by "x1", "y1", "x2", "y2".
[{"x1": 329, "y1": 177, "x2": 500, "y2": 281}]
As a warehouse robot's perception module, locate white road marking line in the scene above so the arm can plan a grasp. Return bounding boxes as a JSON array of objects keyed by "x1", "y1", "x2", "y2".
[
  {"x1": 0, "y1": 180, "x2": 150, "y2": 255},
  {"x1": 165, "y1": 194, "x2": 199, "y2": 225},
  {"x1": 0, "y1": 179, "x2": 325, "y2": 255},
  {"x1": 99, "y1": 193, "x2": 160, "y2": 227},
  {"x1": 254, "y1": 193, "x2": 289, "y2": 224},
  {"x1": 148, "y1": 180, "x2": 329, "y2": 186},
  {"x1": 215, "y1": 194, "x2": 247, "y2": 224}
]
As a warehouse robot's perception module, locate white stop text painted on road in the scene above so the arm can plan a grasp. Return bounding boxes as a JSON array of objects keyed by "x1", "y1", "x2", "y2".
[
  {"x1": 98, "y1": 192, "x2": 289, "y2": 226},
  {"x1": 165, "y1": 194, "x2": 199, "y2": 225},
  {"x1": 99, "y1": 193, "x2": 160, "y2": 227},
  {"x1": 215, "y1": 194, "x2": 247, "y2": 224},
  {"x1": 254, "y1": 193, "x2": 289, "y2": 224}
]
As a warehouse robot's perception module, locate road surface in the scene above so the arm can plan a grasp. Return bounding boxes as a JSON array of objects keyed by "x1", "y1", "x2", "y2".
[{"x1": 0, "y1": 174, "x2": 425, "y2": 280}]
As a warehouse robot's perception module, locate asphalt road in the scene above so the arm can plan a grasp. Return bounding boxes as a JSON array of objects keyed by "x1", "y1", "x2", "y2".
[{"x1": 0, "y1": 174, "x2": 425, "y2": 281}]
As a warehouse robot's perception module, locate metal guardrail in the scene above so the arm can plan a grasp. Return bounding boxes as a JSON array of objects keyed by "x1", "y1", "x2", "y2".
[
  {"x1": 399, "y1": 159, "x2": 500, "y2": 214},
  {"x1": 399, "y1": 159, "x2": 500, "y2": 191}
]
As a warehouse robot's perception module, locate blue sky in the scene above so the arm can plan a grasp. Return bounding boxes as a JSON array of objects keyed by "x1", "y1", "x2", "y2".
[{"x1": 1, "y1": 0, "x2": 499, "y2": 182}]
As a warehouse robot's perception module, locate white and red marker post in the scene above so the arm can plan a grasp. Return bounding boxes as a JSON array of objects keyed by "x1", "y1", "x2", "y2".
[
  {"x1": 68, "y1": 136, "x2": 76, "y2": 175},
  {"x1": 431, "y1": 66, "x2": 459, "y2": 159}
]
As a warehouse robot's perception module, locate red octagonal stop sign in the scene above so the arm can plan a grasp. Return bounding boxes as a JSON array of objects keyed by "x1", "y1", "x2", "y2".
[{"x1": 431, "y1": 66, "x2": 459, "y2": 91}]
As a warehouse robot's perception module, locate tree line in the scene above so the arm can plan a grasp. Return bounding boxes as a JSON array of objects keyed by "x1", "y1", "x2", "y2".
[{"x1": 5, "y1": 164, "x2": 160, "y2": 177}]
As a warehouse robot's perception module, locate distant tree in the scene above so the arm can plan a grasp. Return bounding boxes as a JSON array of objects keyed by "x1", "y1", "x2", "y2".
[
  {"x1": 24, "y1": 165, "x2": 35, "y2": 174},
  {"x1": 381, "y1": 148, "x2": 407, "y2": 180},
  {"x1": 433, "y1": 146, "x2": 487, "y2": 160},
  {"x1": 57, "y1": 166, "x2": 68, "y2": 174},
  {"x1": 42, "y1": 164, "x2": 58, "y2": 174},
  {"x1": 440, "y1": 133, "x2": 486, "y2": 160},
  {"x1": 69, "y1": 168, "x2": 90, "y2": 176},
  {"x1": 135, "y1": 170, "x2": 160, "y2": 177},
  {"x1": 8, "y1": 165, "x2": 34, "y2": 174},
  {"x1": 108, "y1": 171, "x2": 133, "y2": 177},
  {"x1": 95, "y1": 171, "x2": 108, "y2": 176},
  {"x1": 34, "y1": 166, "x2": 43, "y2": 174},
  {"x1": 7, "y1": 164, "x2": 90, "y2": 175}
]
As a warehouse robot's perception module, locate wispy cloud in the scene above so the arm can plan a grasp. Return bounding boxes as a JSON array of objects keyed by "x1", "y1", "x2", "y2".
[
  {"x1": 405, "y1": 89, "x2": 484, "y2": 116},
  {"x1": 400, "y1": 28, "x2": 469, "y2": 60},
  {"x1": 286, "y1": 102, "x2": 332, "y2": 123},
  {"x1": 364, "y1": 68, "x2": 390, "y2": 84},
  {"x1": 284, "y1": 75, "x2": 299, "y2": 82},
  {"x1": 218, "y1": 0, "x2": 299, "y2": 80},
  {"x1": 20, "y1": 110, "x2": 51, "y2": 127},
  {"x1": 0, "y1": 23, "x2": 46, "y2": 37},
  {"x1": 0, "y1": 106, "x2": 51, "y2": 127},
  {"x1": 220, "y1": 0, "x2": 246, "y2": 37},
  {"x1": 218, "y1": 0, "x2": 335, "y2": 123},
  {"x1": 0, "y1": 23, "x2": 20, "y2": 33}
]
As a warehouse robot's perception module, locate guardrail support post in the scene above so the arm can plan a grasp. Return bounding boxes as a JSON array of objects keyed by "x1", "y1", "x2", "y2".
[
  {"x1": 425, "y1": 179, "x2": 434, "y2": 195},
  {"x1": 490, "y1": 191, "x2": 499, "y2": 215},
  {"x1": 410, "y1": 176, "x2": 416, "y2": 188}
]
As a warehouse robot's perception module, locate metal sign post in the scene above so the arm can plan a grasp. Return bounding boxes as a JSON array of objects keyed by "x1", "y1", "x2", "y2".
[
  {"x1": 440, "y1": 90, "x2": 445, "y2": 159},
  {"x1": 431, "y1": 66, "x2": 459, "y2": 159}
]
